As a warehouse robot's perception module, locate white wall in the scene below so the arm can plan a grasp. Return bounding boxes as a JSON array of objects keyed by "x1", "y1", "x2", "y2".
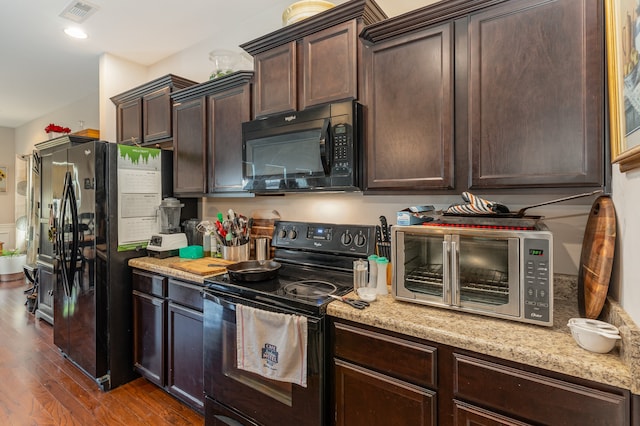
[
  {"x1": 14, "y1": 93, "x2": 100, "y2": 155},
  {"x1": 611, "y1": 165, "x2": 640, "y2": 325},
  {"x1": 202, "y1": 193, "x2": 591, "y2": 276},
  {"x1": 99, "y1": 54, "x2": 148, "y2": 143}
]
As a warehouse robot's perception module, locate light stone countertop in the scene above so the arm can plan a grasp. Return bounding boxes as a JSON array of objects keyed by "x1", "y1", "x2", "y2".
[
  {"x1": 327, "y1": 276, "x2": 640, "y2": 394},
  {"x1": 129, "y1": 257, "x2": 640, "y2": 394}
]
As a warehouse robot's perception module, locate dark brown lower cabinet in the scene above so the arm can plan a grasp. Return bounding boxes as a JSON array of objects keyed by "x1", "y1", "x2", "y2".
[
  {"x1": 35, "y1": 261, "x2": 54, "y2": 325},
  {"x1": 334, "y1": 359, "x2": 436, "y2": 426},
  {"x1": 167, "y1": 279, "x2": 204, "y2": 411},
  {"x1": 132, "y1": 270, "x2": 204, "y2": 413},
  {"x1": 452, "y1": 353, "x2": 629, "y2": 425},
  {"x1": 133, "y1": 271, "x2": 167, "y2": 387},
  {"x1": 332, "y1": 320, "x2": 437, "y2": 426},
  {"x1": 330, "y1": 318, "x2": 633, "y2": 426}
]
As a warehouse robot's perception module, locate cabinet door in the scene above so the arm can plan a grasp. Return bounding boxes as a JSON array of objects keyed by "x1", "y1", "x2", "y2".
[
  {"x1": 167, "y1": 301, "x2": 204, "y2": 411},
  {"x1": 254, "y1": 41, "x2": 297, "y2": 117},
  {"x1": 468, "y1": 0, "x2": 603, "y2": 188},
  {"x1": 301, "y1": 20, "x2": 357, "y2": 110},
  {"x1": 207, "y1": 82, "x2": 252, "y2": 193},
  {"x1": 334, "y1": 359, "x2": 436, "y2": 426},
  {"x1": 35, "y1": 262, "x2": 54, "y2": 325},
  {"x1": 364, "y1": 23, "x2": 454, "y2": 191},
  {"x1": 132, "y1": 289, "x2": 166, "y2": 387},
  {"x1": 117, "y1": 98, "x2": 142, "y2": 145},
  {"x1": 173, "y1": 97, "x2": 206, "y2": 194},
  {"x1": 144, "y1": 86, "x2": 172, "y2": 143}
]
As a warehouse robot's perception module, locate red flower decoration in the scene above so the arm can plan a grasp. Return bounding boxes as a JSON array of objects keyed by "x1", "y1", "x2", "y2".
[{"x1": 45, "y1": 123, "x2": 71, "y2": 134}]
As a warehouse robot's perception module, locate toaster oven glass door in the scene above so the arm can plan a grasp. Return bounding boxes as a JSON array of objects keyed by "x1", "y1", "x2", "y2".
[
  {"x1": 396, "y1": 231, "x2": 520, "y2": 317},
  {"x1": 453, "y1": 235, "x2": 520, "y2": 316}
]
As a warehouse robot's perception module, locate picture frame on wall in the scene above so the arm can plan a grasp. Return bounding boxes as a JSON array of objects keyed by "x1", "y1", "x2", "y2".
[
  {"x1": 606, "y1": 0, "x2": 640, "y2": 172},
  {"x1": 0, "y1": 166, "x2": 6, "y2": 192}
]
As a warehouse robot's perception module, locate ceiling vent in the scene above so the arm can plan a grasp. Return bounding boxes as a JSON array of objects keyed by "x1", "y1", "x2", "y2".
[{"x1": 59, "y1": 0, "x2": 100, "y2": 23}]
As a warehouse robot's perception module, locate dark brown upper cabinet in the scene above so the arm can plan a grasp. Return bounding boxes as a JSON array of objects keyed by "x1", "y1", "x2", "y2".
[
  {"x1": 111, "y1": 74, "x2": 197, "y2": 147},
  {"x1": 360, "y1": 0, "x2": 605, "y2": 193},
  {"x1": 171, "y1": 72, "x2": 253, "y2": 196},
  {"x1": 241, "y1": 0, "x2": 386, "y2": 118},
  {"x1": 362, "y1": 22, "x2": 454, "y2": 191},
  {"x1": 467, "y1": 0, "x2": 604, "y2": 189}
]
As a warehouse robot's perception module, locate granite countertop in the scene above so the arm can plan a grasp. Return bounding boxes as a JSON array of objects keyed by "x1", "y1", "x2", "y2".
[
  {"x1": 328, "y1": 275, "x2": 640, "y2": 394},
  {"x1": 129, "y1": 256, "x2": 640, "y2": 394}
]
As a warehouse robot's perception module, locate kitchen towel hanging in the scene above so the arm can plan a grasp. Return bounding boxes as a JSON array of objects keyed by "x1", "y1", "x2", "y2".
[{"x1": 236, "y1": 304, "x2": 308, "y2": 387}]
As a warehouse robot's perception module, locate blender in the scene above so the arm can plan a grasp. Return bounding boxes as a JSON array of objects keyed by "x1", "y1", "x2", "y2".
[{"x1": 146, "y1": 197, "x2": 188, "y2": 258}]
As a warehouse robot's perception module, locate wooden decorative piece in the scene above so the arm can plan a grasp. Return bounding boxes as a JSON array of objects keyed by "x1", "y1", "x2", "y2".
[{"x1": 578, "y1": 196, "x2": 616, "y2": 319}]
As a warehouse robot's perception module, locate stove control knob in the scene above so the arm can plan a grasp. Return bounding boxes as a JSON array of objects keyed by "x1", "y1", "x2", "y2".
[
  {"x1": 288, "y1": 229, "x2": 298, "y2": 240},
  {"x1": 340, "y1": 231, "x2": 352, "y2": 246},
  {"x1": 278, "y1": 228, "x2": 288, "y2": 239},
  {"x1": 354, "y1": 233, "x2": 366, "y2": 247}
]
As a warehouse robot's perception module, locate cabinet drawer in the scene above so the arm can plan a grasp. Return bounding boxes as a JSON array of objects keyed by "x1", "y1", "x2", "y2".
[
  {"x1": 132, "y1": 270, "x2": 167, "y2": 298},
  {"x1": 168, "y1": 278, "x2": 203, "y2": 312},
  {"x1": 453, "y1": 353, "x2": 629, "y2": 425},
  {"x1": 454, "y1": 400, "x2": 530, "y2": 426},
  {"x1": 333, "y1": 321, "x2": 436, "y2": 388}
]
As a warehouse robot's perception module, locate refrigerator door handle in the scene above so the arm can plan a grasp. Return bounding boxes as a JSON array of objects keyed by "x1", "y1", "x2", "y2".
[
  {"x1": 58, "y1": 172, "x2": 77, "y2": 298},
  {"x1": 58, "y1": 176, "x2": 69, "y2": 298},
  {"x1": 66, "y1": 172, "x2": 79, "y2": 297}
]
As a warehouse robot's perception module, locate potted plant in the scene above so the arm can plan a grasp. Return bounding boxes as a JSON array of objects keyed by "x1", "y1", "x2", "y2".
[{"x1": 0, "y1": 248, "x2": 27, "y2": 282}]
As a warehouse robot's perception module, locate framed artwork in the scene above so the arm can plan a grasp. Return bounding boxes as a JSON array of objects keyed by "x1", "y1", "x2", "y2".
[
  {"x1": 0, "y1": 166, "x2": 6, "y2": 192},
  {"x1": 606, "y1": 0, "x2": 640, "y2": 172}
]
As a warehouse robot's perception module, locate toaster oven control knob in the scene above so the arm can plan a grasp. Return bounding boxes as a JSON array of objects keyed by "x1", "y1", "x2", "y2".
[
  {"x1": 288, "y1": 229, "x2": 298, "y2": 240},
  {"x1": 340, "y1": 231, "x2": 352, "y2": 246},
  {"x1": 354, "y1": 233, "x2": 366, "y2": 247}
]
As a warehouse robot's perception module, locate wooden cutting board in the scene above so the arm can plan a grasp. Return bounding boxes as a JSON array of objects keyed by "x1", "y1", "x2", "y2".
[
  {"x1": 169, "y1": 258, "x2": 237, "y2": 276},
  {"x1": 578, "y1": 195, "x2": 616, "y2": 319}
]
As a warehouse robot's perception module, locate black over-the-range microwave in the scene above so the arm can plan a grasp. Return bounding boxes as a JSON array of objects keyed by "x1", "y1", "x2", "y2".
[{"x1": 241, "y1": 100, "x2": 362, "y2": 192}]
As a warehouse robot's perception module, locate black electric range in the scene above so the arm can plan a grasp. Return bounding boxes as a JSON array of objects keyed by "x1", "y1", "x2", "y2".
[{"x1": 203, "y1": 220, "x2": 376, "y2": 316}]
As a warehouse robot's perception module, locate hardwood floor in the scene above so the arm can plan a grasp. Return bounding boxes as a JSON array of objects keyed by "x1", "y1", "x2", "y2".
[{"x1": 0, "y1": 277, "x2": 204, "y2": 425}]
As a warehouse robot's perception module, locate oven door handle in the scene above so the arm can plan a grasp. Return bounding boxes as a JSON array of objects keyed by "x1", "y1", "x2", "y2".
[{"x1": 203, "y1": 290, "x2": 322, "y2": 330}]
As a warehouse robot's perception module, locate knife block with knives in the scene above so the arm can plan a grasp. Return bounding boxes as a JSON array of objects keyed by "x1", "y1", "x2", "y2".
[{"x1": 376, "y1": 216, "x2": 392, "y2": 285}]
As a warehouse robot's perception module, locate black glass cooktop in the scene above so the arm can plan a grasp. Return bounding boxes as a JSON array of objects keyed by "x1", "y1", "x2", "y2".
[{"x1": 203, "y1": 263, "x2": 353, "y2": 315}]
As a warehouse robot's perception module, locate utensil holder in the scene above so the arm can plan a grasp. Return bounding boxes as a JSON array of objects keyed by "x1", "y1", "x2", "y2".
[{"x1": 222, "y1": 243, "x2": 249, "y2": 261}]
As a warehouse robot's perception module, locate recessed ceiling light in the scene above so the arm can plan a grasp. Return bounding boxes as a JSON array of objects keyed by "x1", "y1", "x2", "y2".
[{"x1": 64, "y1": 27, "x2": 88, "y2": 39}]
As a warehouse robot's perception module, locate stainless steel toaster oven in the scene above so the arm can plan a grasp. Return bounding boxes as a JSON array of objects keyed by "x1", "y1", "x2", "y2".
[{"x1": 392, "y1": 223, "x2": 553, "y2": 326}]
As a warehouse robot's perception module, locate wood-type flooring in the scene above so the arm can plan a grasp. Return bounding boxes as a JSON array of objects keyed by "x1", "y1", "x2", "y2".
[{"x1": 0, "y1": 277, "x2": 204, "y2": 425}]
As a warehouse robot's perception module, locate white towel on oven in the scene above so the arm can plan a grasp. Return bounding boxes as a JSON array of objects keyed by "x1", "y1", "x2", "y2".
[{"x1": 236, "y1": 304, "x2": 308, "y2": 387}]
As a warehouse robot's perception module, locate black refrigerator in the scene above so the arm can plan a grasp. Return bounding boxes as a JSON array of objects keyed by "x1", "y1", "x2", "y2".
[{"x1": 51, "y1": 141, "x2": 172, "y2": 390}]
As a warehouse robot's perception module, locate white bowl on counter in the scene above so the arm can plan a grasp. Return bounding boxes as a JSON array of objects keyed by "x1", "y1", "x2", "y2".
[
  {"x1": 567, "y1": 318, "x2": 621, "y2": 354},
  {"x1": 356, "y1": 287, "x2": 377, "y2": 302}
]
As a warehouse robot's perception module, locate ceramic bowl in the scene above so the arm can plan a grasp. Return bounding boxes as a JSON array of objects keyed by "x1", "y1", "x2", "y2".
[
  {"x1": 282, "y1": 0, "x2": 335, "y2": 26},
  {"x1": 356, "y1": 287, "x2": 377, "y2": 302},
  {"x1": 567, "y1": 318, "x2": 621, "y2": 353}
]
